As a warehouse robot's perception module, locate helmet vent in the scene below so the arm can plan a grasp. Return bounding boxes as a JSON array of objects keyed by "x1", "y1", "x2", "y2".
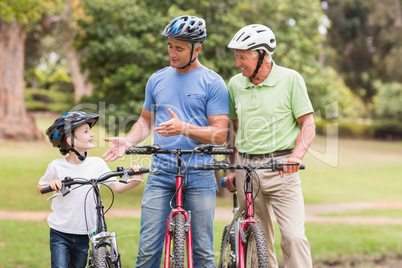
[
  {"x1": 257, "y1": 30, "x2": 266, "y2": 33},
  {"x1": 236, "y1": 32, "x2": 245, "y2": 42},
  {"x1": 242, "y1": 35, "x2": 251, "y2": 42}
]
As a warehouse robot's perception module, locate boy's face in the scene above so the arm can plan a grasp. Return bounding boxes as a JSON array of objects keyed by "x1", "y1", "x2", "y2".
[{"x1": 70, "y1": 123, "x2": 95, "y2": 151}]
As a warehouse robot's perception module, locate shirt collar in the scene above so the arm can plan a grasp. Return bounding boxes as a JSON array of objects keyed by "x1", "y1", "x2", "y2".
[{"x1": 244, "y1": 60, "x2": 279, "y2": 89}]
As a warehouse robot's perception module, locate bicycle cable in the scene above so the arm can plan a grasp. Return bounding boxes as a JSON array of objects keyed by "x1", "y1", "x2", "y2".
[{"x1": 242, "y1": 168, "x2": 262, "y2": 216}]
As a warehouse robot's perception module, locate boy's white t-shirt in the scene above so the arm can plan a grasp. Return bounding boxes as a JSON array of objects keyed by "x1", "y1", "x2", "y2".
[{"x1": 38, "y1": 157, "x2": 111, "y2": 235}]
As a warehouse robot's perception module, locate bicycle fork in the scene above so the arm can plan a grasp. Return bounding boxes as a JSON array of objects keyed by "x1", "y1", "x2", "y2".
[
  {"x1": 238, "y1": 172, "x2": 258, "y2": 268},
  {"x1": 164, "y1": 174, "x2": 194, "y2": 268}
]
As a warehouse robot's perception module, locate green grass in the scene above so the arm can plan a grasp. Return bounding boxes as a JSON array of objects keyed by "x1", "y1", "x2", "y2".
[
  {"x1": 1, "y1": 219, "x2": 402, "y2": 267},
  {"x1": 1, "y1": 117, "x2": 402, "y2": 267},
  {"x1": 301, "y1": 136, "x2": 402, "y2": 204}
]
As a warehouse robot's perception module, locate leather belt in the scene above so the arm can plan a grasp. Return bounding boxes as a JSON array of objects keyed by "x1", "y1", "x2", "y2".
[{"x1": 239, "y1": 148, "x2": 294, "y2": 159}]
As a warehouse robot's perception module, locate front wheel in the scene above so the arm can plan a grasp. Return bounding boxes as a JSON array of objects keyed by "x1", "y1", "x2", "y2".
[
  {"x1": 244, "y1": 223, "x2": 269, "y2": 268},
  {"x1": 218, "y1": 225, "x2": 236, "y2": 268},
  {"x1": 171, "y1": 213, "x2": 186, "y2": 268},
  {"x1": 94, "y1": 246, "x2": 118, "y2": 268}
]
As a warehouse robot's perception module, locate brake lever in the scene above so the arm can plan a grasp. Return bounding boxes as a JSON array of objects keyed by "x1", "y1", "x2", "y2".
[
  {"x1": 119, "y1": 169, "x2": 131, "y2": 184},
  {"x1": 47, "y1": 193, "x2": 62, "y2": 202}
]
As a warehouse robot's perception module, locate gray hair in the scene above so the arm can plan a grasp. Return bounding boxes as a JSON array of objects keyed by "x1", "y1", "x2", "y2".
[
  {"x1": 251, "y1": 50, "x2": 272, "y2": 63},
  {"x1": 186, "y1": 42, "x2": 202, "y2": 51}
]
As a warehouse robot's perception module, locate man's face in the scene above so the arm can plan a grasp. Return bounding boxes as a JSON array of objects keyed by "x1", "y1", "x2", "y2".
[
  {"x1": 168, "y1": 38, "x2": 193, "y2": 69},
  {"x1": 234, "y1": 50, "x2": 258, "y2": 77}
]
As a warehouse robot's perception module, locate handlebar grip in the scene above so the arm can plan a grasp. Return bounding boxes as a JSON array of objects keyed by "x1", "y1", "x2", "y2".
[
  {"x1": 125, "y1": 148, "x2": 150, "y2": 155},
  {"x1": 194, "y1": 165, "x2": 222, "y2": 170},
  {"x1": 40, "y1": 186, "x2": 53, "y2": 194},
  {"x1": 209, "y1": 149, "x2": 234, "y2": 155},
  {"x1": 125, "y1": 167, "x2": 150, "y2": 175}
]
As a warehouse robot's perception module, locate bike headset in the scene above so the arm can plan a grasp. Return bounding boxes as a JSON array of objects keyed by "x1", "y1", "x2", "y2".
[
  {"x1": 161, "y1": 15, "x2": 207, "y2": 69},
  {"x1": 46, "y1": 111, "x2": 99, "y2": 161},
  {"x1": 227, "y1": 24, "x2": 276, "y2": 78}
]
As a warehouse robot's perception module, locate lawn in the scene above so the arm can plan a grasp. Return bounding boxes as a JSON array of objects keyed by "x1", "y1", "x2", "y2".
[{"x1": 1, "y1": 117, "x2": 402, "y2": 267}]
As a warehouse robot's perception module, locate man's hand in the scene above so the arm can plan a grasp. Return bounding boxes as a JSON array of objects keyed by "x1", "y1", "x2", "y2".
[
  {"x1": 155, "y1": 108, "x2": 185, "y2": 137},
  {"x1": 103, "y1": 137, "x2": 132, "y2": 162},
  {"x1": 224, "y1": 171, "x2": 237, "y2": 191},
  {"x1": 280, "y1": 156, "x2": 302, "y2": 177}
]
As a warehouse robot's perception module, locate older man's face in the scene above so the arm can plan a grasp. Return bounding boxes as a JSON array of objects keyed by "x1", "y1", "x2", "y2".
[{"x1": 234, "y1": 50, "x2": 258, "y2": 78}]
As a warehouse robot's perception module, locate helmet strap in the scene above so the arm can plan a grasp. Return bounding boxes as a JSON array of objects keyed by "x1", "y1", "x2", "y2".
[
  {"x1": 178, "y1": 43, "x2": 197, "y2": 70},
  {"x1": 69, "y1": 131, "x2": 87, "y2": 161},
  {"x1": 251, "y1": 50, "x2": 266, "y2": 79}
]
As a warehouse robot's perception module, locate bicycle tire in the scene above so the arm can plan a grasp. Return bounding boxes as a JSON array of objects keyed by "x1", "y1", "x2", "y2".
[
  {"x1": 245, "y1": 223, "x2": 269, "y2": 268},
  {"x1": 171, "y1": 213, "x2": 186, "y2": 268},
  {"x1": 94, "y1": 247, "x2": 115, "y2": 268},
  {"x1": 218, "y1": 224, "x2": 236, "y2": 268}
]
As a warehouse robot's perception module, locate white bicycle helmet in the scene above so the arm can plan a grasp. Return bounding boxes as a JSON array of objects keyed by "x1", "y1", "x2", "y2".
[{"x1": 228, "y1": 24, "x2": 276, "y2": 55}]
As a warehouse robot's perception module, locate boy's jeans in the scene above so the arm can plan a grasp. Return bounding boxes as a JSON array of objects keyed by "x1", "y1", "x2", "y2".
[
  {"x1": 50, "y1": 228, "x2": 89, "y2": 268},
  {"x1": 135, "y1": 168, "x2": 217, "y2": 268}
]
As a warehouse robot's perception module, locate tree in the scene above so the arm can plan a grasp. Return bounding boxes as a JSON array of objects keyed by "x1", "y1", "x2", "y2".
[
  {"x1": 0, "y1": 0, "x2": 43, "y2": 141},
  {"x1": 75, "y1": 0, "x2": 336, "y2": 133},
  {"x1": 322, "y1": 0, "x2": 402, "y2": 103}
]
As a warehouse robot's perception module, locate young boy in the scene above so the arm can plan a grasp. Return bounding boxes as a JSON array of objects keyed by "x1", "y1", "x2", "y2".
[{"x1": 37, "y1": 111, "x2": 143, "y2": 268}]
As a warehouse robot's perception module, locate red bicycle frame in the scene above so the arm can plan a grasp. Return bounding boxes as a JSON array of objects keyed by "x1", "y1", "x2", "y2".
[
  {"x1": 164, "y1": 173, "x2": 194, "y2": 268},
  {"x1": 126, "y1": 145, "x2": 233, "y2": 268}
]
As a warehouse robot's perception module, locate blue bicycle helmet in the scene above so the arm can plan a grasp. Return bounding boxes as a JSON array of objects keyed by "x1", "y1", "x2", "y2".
[{"x1": 161, "y1": 15, "x2": 207, "y2": 44}]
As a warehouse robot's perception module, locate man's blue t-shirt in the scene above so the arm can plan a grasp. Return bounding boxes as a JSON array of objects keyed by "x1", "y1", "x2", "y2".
[{"x1": 143, "y1": 65, "x2": 229, "y2": 173}]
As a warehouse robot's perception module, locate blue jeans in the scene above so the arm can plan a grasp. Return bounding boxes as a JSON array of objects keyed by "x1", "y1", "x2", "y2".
[
  {"x1": 135, "y1": 168, "x2": 217, "y2": 268},
  {"x1": 50, "y1": 228, "x2": 89, "y2": 268}
]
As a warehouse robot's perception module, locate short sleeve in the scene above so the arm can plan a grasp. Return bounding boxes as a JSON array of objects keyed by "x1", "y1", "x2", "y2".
[
  {"x1": 206, "y1": 77, "x2": 229, "y2": 116},
  {"x1": 143, "y1": 75, "x2": 156, "y2": 112},
  {"x1": 291, "y1": 73, "x2": 314, "y2": 119},
  {"x1": 38, "y1": 162, "x2": 57, "y2": 185}
]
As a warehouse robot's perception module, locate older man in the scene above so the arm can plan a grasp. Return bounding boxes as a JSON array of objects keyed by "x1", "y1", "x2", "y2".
[{"x1": 225, "y1": 24, "x2": 316, "y2": 268}]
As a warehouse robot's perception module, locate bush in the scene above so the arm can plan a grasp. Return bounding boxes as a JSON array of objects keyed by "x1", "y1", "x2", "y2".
[
  {"x1": 25, "y1": 88, "x2": 74, "y2": 113},
  {"x1": 371, "y1": 120, "x2": 402, "y2": 140},
  {"x1": 315, "y1": 120, "x2": 402, "y2": 140}
]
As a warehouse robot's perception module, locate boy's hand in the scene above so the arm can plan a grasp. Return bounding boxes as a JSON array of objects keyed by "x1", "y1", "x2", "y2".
[
  {"x1": 49, "y1": 180, "x2": 62, "y2": 192},
  {"x1": 130, "y1": 165, "x2": 144, "y2": 181}
]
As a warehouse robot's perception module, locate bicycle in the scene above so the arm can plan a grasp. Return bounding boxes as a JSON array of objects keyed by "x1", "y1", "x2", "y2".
[
  {"x1": 194, "y1": 159, "x2": 305, "y2": 268},
  {"x1": 41, "y1": 166, "x2": 149, "y2": 268},
  {"x1": 125, "y1": 144, "x2": 233, "y2": 268}
]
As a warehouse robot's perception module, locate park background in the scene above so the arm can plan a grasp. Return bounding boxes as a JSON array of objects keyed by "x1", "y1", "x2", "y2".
[{"x1": 1, "y1": 0, "x2": 402, "y2": 267}]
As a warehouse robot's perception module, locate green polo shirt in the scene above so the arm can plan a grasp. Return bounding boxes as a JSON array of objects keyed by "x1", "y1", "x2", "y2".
[{"x1": 228, "y1": 61, "x2": 313, "y2": 154}]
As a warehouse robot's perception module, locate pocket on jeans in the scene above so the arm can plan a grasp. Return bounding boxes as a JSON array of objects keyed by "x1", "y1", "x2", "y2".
[{"x1": 149, "y1": 168, "x2": 162, "y2": 175}]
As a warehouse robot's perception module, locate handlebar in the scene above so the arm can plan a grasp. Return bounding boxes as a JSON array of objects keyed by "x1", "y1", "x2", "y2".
[
  {"x1": 126, "y1": 144, "x2": 233, "y2": 156},
  {"x1": 40, "y1": 167, "x2": 149, "y2": 194},
  {"x1": 194, "y1": 159, "x2": 305, "y2": 172}
]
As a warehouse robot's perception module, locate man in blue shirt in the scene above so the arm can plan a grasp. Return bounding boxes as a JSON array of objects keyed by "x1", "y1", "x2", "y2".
[{"x1": 103, "y1": 15, "x2": 229, "y2": 268}]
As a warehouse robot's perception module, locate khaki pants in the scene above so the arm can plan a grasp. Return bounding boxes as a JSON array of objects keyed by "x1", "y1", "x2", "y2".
[{"x1": 235, "y1": 154, "x2": 312, "y2": 268}]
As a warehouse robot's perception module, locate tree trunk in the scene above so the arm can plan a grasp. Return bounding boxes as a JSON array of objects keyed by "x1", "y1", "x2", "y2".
[
  {"x1": 64, "y1": 41, "x2": 93, "y2": 103},
  {"x1": 0, "y1": 20, "x2": 43, "y2": 141}
]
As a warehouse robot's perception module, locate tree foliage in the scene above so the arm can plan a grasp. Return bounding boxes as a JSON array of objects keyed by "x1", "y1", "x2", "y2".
[
  {"x1": 75, "y1": 0, "x2": 339, "y2": 133},
  {"x1": 322, "y1": 0, "x2": 402, "y2": 102}
]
